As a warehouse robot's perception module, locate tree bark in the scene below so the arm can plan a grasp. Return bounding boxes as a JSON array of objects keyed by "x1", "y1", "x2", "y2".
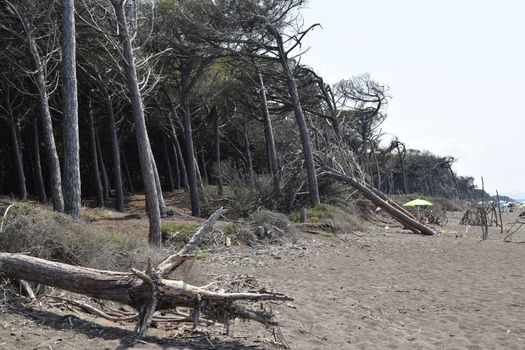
[
  {"x1": 162, "y1": 133, "x2": 175, "y2": 191},
  {"x1": 168, "y1": 117, "x2": 188, "y2": 191},
  {"x1": 242, "y1": 120, "x2": 255, "y2": 184},
  {"x1": 149, "y1": 147, "x2": 167, "y2": 217},
  {"x1": 61, "y1": 0, "x2": 81, "y2": 218},
  {"x1": 95, "y1": 133, "x2": 110, "y2": 202},
  {"x1": 122, "y1": 150, "x2": 135, "y2": 193},
  {"x1": 200, "y1": 150, "x2": 208, "y2": 186},
  {"x1": 111, "y1": 0, "x2": 161, "y2": 246},
  {"x1": 211, "y1": 106, "x2": 224, "y2": 196},
  {"x1": 255, "y1": 66, "x2": 279, "y2": 191},
  {"x1": 169, "y1": 139, "x2": 181, "y2": 189},
  {"x1": 30, "y1": 114, "x2": 47, "y2": 203},
  {"x1": 4, "y1": 91, "x2": 27, "y2": 200},
  {"x1": 87, "y1": 99, "x2": 104, "y2": 208},
  {"x1": 180, "y1": 63, "x2": 200, "y2": 217},
  {"x1": 266, "y1": 25, "x2": 320, "y2": 205},
  {"x1": 97, "y1": 77, "x2": 125, "y2": 212},
  {"x1": 27, "y1": 23, "x2": 64, "y2": 211}
]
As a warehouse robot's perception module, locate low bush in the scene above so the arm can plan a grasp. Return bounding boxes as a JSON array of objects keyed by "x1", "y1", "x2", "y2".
[
  {"x1": 225, "y1": 209, "x2": 298, "y2": 246},
  {"x1": 0, "y1": 204, "x2": 169, "y2": 271}
]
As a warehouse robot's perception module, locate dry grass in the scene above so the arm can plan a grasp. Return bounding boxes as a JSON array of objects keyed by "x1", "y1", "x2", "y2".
[{"x1": 0, "y1": 204, "x2": 171, "y2": 271}]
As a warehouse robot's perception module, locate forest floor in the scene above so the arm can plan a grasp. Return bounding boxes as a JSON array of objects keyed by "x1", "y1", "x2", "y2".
[{"x1": 1, "y1": 196, "x2": 525, "y2": 349}]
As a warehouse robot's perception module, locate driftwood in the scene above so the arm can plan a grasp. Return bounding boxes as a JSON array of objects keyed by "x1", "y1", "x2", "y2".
[
  {"x1": 322, "y1": 167, "x2": 439, "y2": 236},
  {"x1": 0, "y1": 209, "x2": 292, "y2": 337}
]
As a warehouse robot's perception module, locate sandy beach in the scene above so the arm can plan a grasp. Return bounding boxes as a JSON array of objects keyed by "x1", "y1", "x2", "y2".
[{"x1": 1, "y1": 209, "x2": 524, "y2": 350}]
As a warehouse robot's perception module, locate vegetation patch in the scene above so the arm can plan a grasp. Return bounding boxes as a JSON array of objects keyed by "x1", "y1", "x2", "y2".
[
  {"x1": 0, "y1": 204, "x2": 169, "y2": 271},
  {"x1": 224, "y1": 210, "x2": 298, "y2": 246},
  {"x1": 161, "y1": 222, "x2": 198, "y2": 246},
  {"x1": 318, "y1": 231, "x2": 336, "y2": 238}
]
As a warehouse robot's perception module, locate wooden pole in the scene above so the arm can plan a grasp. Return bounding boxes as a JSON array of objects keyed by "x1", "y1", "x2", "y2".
[{"x1": 496, "y1": 190, "x2": 504, "y2": 234}]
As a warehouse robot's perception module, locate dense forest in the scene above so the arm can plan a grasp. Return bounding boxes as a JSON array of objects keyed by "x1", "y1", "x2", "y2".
[{"x1": 0, "y1": 0, "x2": 486, "y2": 246}]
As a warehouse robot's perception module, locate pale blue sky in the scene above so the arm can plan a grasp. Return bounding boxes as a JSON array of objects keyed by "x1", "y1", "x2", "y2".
[{"x1": 301, "y1": 0, "x2": 524, "y2": 199}]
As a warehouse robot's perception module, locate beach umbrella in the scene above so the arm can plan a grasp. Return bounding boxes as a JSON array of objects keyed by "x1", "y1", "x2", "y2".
[
  {"x1": 519, "y1": 203, "x2": 525, "y2": 209},
  {"x1": 403, "y1": 199, "x2": 433, "y2": 220},
  {"x1": 403, "y1": 199, "x2": 433, "y2": 207}
]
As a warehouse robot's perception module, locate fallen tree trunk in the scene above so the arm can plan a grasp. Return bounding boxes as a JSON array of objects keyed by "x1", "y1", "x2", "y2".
[
  {"x1": 0, "y1": 209, "x2": 292, "y2": 336},
  {"x1": 322, "y1": 167, "x2": 438, "y2": 236}
]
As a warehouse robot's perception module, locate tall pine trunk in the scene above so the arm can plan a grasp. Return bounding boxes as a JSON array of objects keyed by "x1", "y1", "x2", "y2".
[
  {"x1": 162, "y1": 133, "x2": 175, "y2": 191},
  {"x1": 95, "y1": 133, "x2": 110, "y2": 202},
  {"x1": 31, "y1": 114, "x2": 47, "y2": 203},
  {"x1": 242, "y1": 121, "x2": 255, "y2": 184},
  {"x1": 4, "y1": 91, "x2": 27, "y2": 200},
  {"x1": 97, "y1": 76, "x2": 125, "y2": 212},
  {"x1": 211, "y1": 107, "x2": 223, "y2": 196},
  {"x1": 256, "y1": 66, "x2": 279, "y2": 190},
  {"x1": 169, "y1": 117, "x2": 188, "y2": 191},
  {"x1": 200, "y1": 150, "x2": 208, "y2": 186},
  {"x1": 180, "y1": 64, "x2": 200, "y2": 217},
  {"x1": 27, "y1": 27, "x2": 64, "y2": 211},
  {"x1": 88, "y1": 99, "x2": 104, "y2": 207},
  {"x1": 170, "y1": 139, "x2": 181, "y2": 189},
  {"x1": 267, "y1": 25, "x2": 320, "y2": 205},
  {"x1": 149, "y1": 147, "x2": 167, "y2": 216},
  {"x1": 112, "y1": 0, "x2": 161, "y2": 246},
  {"x1": 61, "y1": 0, "x2": 81, "y2": 218}
]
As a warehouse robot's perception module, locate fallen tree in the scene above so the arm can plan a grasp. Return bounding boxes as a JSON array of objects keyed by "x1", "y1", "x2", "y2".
[
  {"x1": 321, "y1": 167, "x2": 439, "y2": 236},
  {"x1": 0, "y1": 209, "x2": 292, "y2": 336}
]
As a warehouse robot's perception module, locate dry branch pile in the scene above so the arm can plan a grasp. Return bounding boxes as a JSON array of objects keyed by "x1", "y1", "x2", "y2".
[
  {"x1": 0, "y1": 209, "x2": 292, "y2": 337},
  {"x1": 460, "y1": 206, "x2": 498, "y2": 226}
]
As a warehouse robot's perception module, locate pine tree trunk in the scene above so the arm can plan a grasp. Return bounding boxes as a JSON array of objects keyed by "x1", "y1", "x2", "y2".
[
  {"x1": 31, "y1": 114, "x2": 47, "y2": 203},
  {"x1": 122, "y1": 150, "x2": 135, "y2": 193},
  {"x1": 169, "y1": 118, "x2": 188, "y2": 191},
  {"x1": 61, "y1": 0, "x2": 81, "y2": 218},
  {"x1": 180, "y1": 64, "x2": 200, "y2": 217},
  {"x1": 4, "y1": 92, "x2": 27, "y2": 200},
  {"x1": 256, "y1": 66, "x2": 279, "y2": 190},
  {"x1": 87, "y1": 99, "x2": 104, "y2": 208},
  {"x1": 267, "y1": 25, "x2": 319, "y2": 205},
  {"x1": 95, "y1": 133, "x2": 110, "y2": 202},
  {"x1": 149, "y1": 147, "x2": 167, "y2": 216},
  {"x1": 112, "y1": 0, "x2": 161, "y2": 246},
  {"x1": 170, "y1": 139, "x2": 181, "y2": 189},
  {"x1": 27, "y1": 29, "x2": 63, "y2": 211},
  {"x1": 162, "y1": 133, "x2": 175, "y2": 191},
  {"x1": 212, "y1": 107, "x2": 223, "y2": 196},
  {"x1": 200, "y1": 150, "x2": 208, "y2": 186},
  {"x1": 242, "y1": 121, "x2": 255, "y2": 184},
  {"x1": 97, "y1": 77, "x2": 125, "y2": 212}
]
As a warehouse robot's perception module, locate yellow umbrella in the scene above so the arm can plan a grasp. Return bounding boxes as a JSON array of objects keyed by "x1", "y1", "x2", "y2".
[
  {"x1": 403, "y1": 199, "x2": 433, "y2": 207},
  {"x1": 519, "y1": 203, "x2": 525, "y2": 209},
  {"x1": 403, "y1": 199, "x2": 433, "y2": 220}
]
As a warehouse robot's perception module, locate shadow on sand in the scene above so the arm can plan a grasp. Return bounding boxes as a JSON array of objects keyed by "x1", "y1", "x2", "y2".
[{"x1": 7, "y1": 303, "x2": 264, "y2": 349}]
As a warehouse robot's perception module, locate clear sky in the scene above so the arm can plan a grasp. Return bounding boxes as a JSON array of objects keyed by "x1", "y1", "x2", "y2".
[{"x1": 300, "y1": 0, "x2": 525, "y2": 199}]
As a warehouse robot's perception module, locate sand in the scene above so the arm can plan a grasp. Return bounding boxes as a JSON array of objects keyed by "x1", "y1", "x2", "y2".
[{"x1": 1, "y1": 209, "x2": 524, "y2": 349}]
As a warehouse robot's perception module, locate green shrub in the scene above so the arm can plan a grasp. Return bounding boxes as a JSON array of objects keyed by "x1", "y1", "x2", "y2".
[
  {"x1": 196, "y1": 249, "x2": 211, "y2": 260},
  {"x1": 319, "y1": 231, "x2": 336, "y2": 238},
  {"x1": 161, "y1": 222, "x2": 197, "y2": 235}
]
